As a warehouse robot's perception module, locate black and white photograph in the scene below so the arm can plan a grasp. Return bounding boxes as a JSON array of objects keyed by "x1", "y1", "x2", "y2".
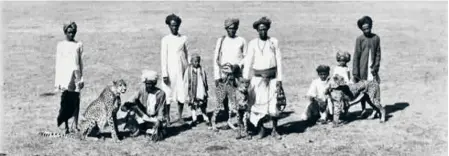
[{"x1": 1, "y1": 1, "x2": 447, "y2": 155}]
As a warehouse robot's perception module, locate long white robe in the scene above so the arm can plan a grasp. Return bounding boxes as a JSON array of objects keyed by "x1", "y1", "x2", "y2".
[
  {"x1": 242, "y1": 37, "x2": 283, "y2": 125},
  {"x1": 160, "y1": 34, "x2": 189, "y2": 104}
]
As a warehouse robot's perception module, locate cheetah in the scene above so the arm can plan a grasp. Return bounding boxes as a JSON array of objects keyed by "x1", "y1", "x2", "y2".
[
  {"x1": 328, "y1": 74, "x2": 385, "y2": 125},
  {"x1": 227, "y1": 78, "x2": 251, "y2": 139},
  {"x1": 39, "y1": 79, "x2": 127, "y2": 142},
  {"x1": 210, "y1": 63, "x2": 240, "y2": 132}
]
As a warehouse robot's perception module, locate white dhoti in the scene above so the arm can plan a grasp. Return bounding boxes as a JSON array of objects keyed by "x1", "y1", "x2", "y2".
[
  {"x1": 243, "y1": 37, "x2": 284, "y2": 126},
  {"x1": 248, "y1": 77, "x2": 280, "y2": 126}
]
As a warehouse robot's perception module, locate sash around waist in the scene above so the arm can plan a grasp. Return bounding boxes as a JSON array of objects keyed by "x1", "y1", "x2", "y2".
[{"x1": 253, "y1": 67, "x2": 277, "y2": 79}]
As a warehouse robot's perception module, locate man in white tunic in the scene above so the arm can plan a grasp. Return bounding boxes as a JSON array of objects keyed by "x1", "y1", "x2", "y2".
[
  {"x1": 160, "y1": 14, "x2": 189, "y2": 125},
  {"x1": 54, "y1": 21, "x2": 84, "y2": 133},
  {"x1": 210, "y1": 18, "x2": 247, "y2": 131},
  {"x1": 243, "y1": 17, "x2": 284, "y2": 140}
]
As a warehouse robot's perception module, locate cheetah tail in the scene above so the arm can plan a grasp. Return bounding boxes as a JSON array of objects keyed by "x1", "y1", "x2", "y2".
[{"x1": 38, "y1": 131, "x2": 77, "y2": 139}]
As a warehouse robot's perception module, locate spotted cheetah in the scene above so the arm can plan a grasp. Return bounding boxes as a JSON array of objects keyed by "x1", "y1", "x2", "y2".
[
  {"x1": 227, "y1": 78, "x2": 251, "y2": 139},
  {"x1": 328, "y1": 74, "x2": 385, "y2": 125},
  {"x1": 39, "y1": 79, "x2": 127, "y2": 142}
]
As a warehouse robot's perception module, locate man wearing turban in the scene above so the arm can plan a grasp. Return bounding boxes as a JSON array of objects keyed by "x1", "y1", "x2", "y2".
[
  {"x1": 122, "y1": 70, "x2": 167, "y2": 138},
  {"x1": 353, "y1": 15, "x2": 382, "y2": 117},
  {"x1": 242, "y1": 16, "x2": 285, "y2": 140},
  {"x1": 54, "y1": 21, "x2": 84, "y2": 133},
  {"x1": 210, "y1": 17, "x2": 247, "y2": 131}
]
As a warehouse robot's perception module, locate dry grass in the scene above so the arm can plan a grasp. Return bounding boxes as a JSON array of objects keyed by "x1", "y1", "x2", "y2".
[{"x1": 2, "y1": 1, "x2": 447, "y2": 156}]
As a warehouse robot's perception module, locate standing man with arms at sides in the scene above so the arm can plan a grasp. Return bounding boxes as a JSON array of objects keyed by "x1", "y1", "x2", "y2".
[
  {"x1": 54, "y1": 21, "x2": 84, "y2": 134},
  {"x1": 243, "y1": 17, "x2": 284, "y2": 140},
  {"x1": 160, "y1": 14, "x2": 189, "y2": 125},
  {"x1": 353, "y1": 16, "x2": 381, "y2": 118},
  {"x1": 210, "y1": 18, "x2": 247, "y2": 131}
]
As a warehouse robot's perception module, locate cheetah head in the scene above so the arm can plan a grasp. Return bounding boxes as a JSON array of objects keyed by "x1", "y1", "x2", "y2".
[
  {"x1": 237, "y1": 78, "x2": 250, "y2": 93},
  {"x1": 330, "y1": 74, "x2": 346, "y2": 89},
  {"x1": 112, "y1": 79, "x2": 127, "y2": 96},
  {"x1": 221, "y1": 63, "x2": 241, "y2": 80}
]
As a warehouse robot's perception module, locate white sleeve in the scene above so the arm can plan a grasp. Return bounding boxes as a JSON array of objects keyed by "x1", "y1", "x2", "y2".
[
  {"x1": 77, "y1": 42, "x2": 84, "y2": 82},
  {"x1": 184, "y1": 36, "x2": 190, "y2": 65},
  {"x1": 54, "y1": 42, "x2": 61, "y2": 88},
  {"x1": 306, "y1": 80, "x2": 317, "y2": 98},
  {"x1": 213, "y1": 38, "x2": 222, "y2": 80},
  {"x1": 273, "y1": 38, "x2": 283, "y2": 81},
  {"x1": 239, "y1": 37, "x2": 248, "y2": 66},
  {"x1": 161, "y1": 37, "x2": 168, "y2": 77},
  {"x1": 242, "y1": 40, "x2": 254, "y2": 79}
]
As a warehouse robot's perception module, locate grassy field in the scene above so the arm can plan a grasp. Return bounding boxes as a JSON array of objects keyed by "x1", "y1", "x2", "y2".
[{"x1": 2, "y1": 1, "x2": 447, "y2": 156}]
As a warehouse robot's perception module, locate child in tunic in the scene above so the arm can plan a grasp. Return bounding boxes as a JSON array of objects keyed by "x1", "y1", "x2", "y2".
[
  {"x1": 332, "y1": 51, "x2": 352, "y2": 84},
  {"x1": 184, "y1": 55, "x2": 209, "y2": 127},
  {"x1": 330, "y1": 51, "x2": 353, "y2": 118},
  {"x1": 54, "y1": 21, "x2": 84, "y2": 133}
]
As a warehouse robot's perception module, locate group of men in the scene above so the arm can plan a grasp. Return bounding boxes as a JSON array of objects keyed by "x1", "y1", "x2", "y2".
[
  {"x1": 54, "y1": 14, "x2": 381, "y2": 141},
  {"x1": 116, "y1": 14, "x2": 286, "y2": 140}
]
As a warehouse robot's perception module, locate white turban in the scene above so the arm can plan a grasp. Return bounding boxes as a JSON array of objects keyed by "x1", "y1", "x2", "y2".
[{"x1": 141, "y1": 70, "x2": 158, "y2": 82}]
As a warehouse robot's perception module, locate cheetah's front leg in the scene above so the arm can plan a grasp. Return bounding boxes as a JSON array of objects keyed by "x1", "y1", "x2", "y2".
[
  {"x1": 227, "y1": 110, "x2": 239, "y2": 130},
  {"x1": 235, "y1": 110, "x2": 245, "y2": 139},
  {"x1": 210, "y1": 84, "x2": 226, "y2": 132},
  {"x1": 243, "y1": 111, "x2": 250, "y2": 138},
  {"x1": 79, "y1": 121, "x2": 95, "y2": 141},
  {"x1": 107, "y1": 116, "x2": 121, "y2": 142}
]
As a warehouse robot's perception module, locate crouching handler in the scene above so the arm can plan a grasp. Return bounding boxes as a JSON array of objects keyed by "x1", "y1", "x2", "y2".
[{"x1": 121, "y1": 70, "x2": 167, "y2": 142}]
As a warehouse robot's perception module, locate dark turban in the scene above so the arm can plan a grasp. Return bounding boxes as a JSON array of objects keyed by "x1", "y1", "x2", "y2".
[
  {"x1": 336, "y1": 51, "x2": 351, "y2": 62},
  {"x1": 316, "y1": 65, "x2": 330, "y2": 73},
  {"x1": 224, "y1": 18, "x2": 239, "y2": 28},
  {"x1": 253, "y1": 16, "x2": 272, "y2": 30},
  {"x1": 357, "y1": 16, "x2": 373, "y2": 30},
  {"x1": 63, "y1": 21, "x2": 77, "y2": 33},
  {"x1": 190, "y1": 53, "x2": 201, "y2": 62},
  {"x1": 165, "y1": 14, "x2": 182, "y2": 25}
]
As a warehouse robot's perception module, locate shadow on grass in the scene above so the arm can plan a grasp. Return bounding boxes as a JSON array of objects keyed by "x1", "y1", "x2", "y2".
[
  {"x1": 163, "y1": 124, "x2": 192, "y2": 140},
  {"x1": 384, "y1": 102, "x2": 410, "y2": 121},
  {"x1": 183, "y1": 95, "x2": 295, "y2": 123},
  {"x1": 278, "y1": 114, "x2": 318, "y2": 135},
  {"x1": 240, "y1": 111, "x2": 303, "y2": 135},
  {"x1": 94, "y1": 123, "x2": 192, "y2": 141},
  {"x1": 344, "y1": 102, "x2": 410, "y2": 123},
  {"x1": 276, "y1": 102, "x2": 410, "y2": 134}
]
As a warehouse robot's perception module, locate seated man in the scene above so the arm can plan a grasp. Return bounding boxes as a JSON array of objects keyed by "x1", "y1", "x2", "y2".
[{"x1": 121, "y1": 69, "x2": 167, "y2": 141}]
